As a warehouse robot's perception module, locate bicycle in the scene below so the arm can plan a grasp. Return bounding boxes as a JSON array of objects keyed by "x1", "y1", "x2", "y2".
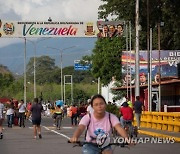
[
  {"x1": 68, "y1": 140, "x2": 129, "y2": 154},
  {"x1": 124, "y1": 120, "x2": 138, "y2": 138}
]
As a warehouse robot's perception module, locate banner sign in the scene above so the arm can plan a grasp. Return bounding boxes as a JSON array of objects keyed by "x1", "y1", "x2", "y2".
[
  {"x1": 0, "y1": 20, "x2": 124, "y2": 38},
  {"x1": 74, "y1": 60, "x2": 91, "y2": 71},
  {"x1": 122, "y1": 50, "x2": 180, "y2": 85},
  {"x1": 96, "y1": 21, "x2": 124, "y2": 38}
]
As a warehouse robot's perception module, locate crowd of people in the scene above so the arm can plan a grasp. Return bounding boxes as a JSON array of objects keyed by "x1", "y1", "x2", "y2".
[
  {"x1": 0, "y1": 94, "x2": 144, "y2": 153},
  {"x1": 0, "y1": 98, "x2": 44, "y2": 139},
  {"x1": 51, "y1": 95, "x2": 144, "y2": 138},
  {"x1": 51, "y1": 99, "x2": 93, "y2": 130}
]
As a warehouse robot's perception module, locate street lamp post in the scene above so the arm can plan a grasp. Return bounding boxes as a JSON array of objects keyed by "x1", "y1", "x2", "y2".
[
  {"x1": 46, "y1": 46, "x2": 76, "y2": 101},
  {"x1": 24, "y1": 38, "x2": 27, "y2": 104},
  {"x1": 27, "y1": 38, "x2": 50, "y2": 98}
]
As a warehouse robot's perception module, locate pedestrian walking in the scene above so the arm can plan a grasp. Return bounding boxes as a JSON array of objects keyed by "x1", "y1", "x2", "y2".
[
  {"x1": 86, "y1": 99, "x2": 94, "y2": 114},
  {"x1": 70, "y1": 104, "x2": 78, "y2": 126},
  {"x1": 18, "y1": 99, "x2": 26, "y2": 127},
  {"x1": 30, "y1": 98, "x2": 43, "y2": 139},
  {"x1": 26, "y1": 102, "x2": 32, "y2": 119},
  {"x1": 78, "y1": 102, "x2": 87, "y2": 120},
  {"x1": 133, "y1": 96, "x2": 144, "y2": 129},
  {"x1": 6, "y1": 104, "x2": 14, "y2": 128},
  {"x1": 0, "y1": 101, "x2": 5, "y2": 139},
  {"x1": 126, "y1": 97, "x2": 133, "y2": 109}
]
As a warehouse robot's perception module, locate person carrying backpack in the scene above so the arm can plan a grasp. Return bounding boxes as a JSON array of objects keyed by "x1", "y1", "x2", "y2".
[{"x1": 69, "y1": 94, "x2": 129, "y2": 154}]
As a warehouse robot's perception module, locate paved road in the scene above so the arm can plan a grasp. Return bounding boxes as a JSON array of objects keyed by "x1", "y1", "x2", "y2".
[{"x1": 0, "y1": 116, "x2": 180, "y2": 154}]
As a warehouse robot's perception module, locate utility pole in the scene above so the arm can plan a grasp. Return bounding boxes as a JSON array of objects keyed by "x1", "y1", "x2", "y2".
[
  {"x1": 46, "y1": 46, "x2": 77, "y2": 101},
  {"x1": 27, "y1": 38, "x2": 50, "y2": 99},
  {"x1": 135, "y1": 0, "x2": 140, "y2": 97},
  {"x1": 149, "y1": 28, "x2": 152, "y2": 111},
  {"x1": 147, "y1": 0, "x2": 151, "y2": 111},
  {"x1": 158, "y1": 22, "x2": 161, "y2": 112},
  {"x1": 129, "y1": 21, "x2": 132, "y2": 102},
  {"x1": 24, "y1": 38, "x2": 27, "y2": 104},
  {"x1": 125, "y1": 23, "x2": 129, "y2": 97}
]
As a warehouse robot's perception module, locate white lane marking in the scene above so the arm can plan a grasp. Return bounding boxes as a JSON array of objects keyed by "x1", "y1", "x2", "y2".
[
  {"x1": 28, "y1": 119, "x2": 70, "y2": 140},
  {"x1": 42, "y1": 126, "x2": 70, "y2": 140},
  {"x1": 62, "y1": 127, "x2": 73, "y2": 129},
  {"x1": 43, "y1": 126, "x2": 50, "y2": 131}
]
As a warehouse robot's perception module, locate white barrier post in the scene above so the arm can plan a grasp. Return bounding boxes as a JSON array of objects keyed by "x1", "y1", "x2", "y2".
[{"x1": 164, "y1": 105, "x2": 167, "y2": 112}]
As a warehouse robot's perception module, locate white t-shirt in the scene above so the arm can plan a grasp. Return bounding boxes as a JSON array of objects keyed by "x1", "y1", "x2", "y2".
[
  {"x1": 87, "y1": 105, "x2": 94, "y2": 114},
  {"x1": 42, "y1": 104, "x2": 47, "y2": 111},
  {"x1": 18, "y1": 103, "x2": 26, "y2": 113},
  {"x1": 0, "y1": 103, "x2": 4, "y2": 119},
  {"x1": 6, "y1": 108, "x2": 14, "y2": 115}
]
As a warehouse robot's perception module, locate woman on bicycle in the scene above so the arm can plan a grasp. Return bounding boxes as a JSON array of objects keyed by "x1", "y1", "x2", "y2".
[{"x1": 70, "y1": 94, "x2": 129, "y2": 154}]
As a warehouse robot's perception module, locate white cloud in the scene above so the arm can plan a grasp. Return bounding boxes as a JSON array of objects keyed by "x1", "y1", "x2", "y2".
[{"x1": 0, "y1": 0, "x2": 102, "y2": 21}]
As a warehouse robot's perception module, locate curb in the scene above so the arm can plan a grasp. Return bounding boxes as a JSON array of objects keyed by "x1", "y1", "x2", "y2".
[{"x1": 138, "y1": 130, "x2": 180, "y2": 143}]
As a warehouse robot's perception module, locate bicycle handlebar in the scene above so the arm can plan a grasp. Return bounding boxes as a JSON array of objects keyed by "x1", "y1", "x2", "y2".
[{"x1": 67, "y1": 140, "x2": 129, "y2": 148}]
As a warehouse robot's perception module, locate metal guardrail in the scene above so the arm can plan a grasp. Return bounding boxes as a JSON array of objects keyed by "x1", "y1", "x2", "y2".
[{"x1": 164, "y1": 105, "x2": 180, "y2": 112}]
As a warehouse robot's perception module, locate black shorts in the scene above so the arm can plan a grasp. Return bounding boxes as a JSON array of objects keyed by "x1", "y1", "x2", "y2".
[
  {"x1": 32, "y1": 119, "x2": 41, "y2": 126},
  {"x1": 0, "y1": 118, "x2": 4, "y2": 126}
]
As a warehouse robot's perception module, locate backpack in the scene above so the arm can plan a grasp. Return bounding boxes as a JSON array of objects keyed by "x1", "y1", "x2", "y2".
[{"x1": 84, "y1": 112, "x2": 113, "y2": 140}]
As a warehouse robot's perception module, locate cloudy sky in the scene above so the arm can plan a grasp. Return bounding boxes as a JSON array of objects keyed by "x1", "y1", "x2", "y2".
[
  {"x1": 0, "y1": 0, "x2": 103, "y2": 48},
  {"x1": 0, "y1": 0, "x2": 104, "y2": 73}
]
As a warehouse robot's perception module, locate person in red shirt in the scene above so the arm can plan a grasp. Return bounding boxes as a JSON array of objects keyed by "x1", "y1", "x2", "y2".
[
  {"x1": 26, "y1": 102, "x2": 32, "y2": 119},
  {"x1": 71, "y1": 104, "x2": 78, "y2": 126},
  {"x1": 78, "y1": 102, "x2": 87, "y2": 120},
  {"x1": 120, "y1": 102, "x2": 133, "y2": 127}
]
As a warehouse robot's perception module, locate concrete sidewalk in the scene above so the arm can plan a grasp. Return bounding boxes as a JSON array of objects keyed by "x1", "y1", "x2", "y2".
[{"x1": 138, "y1": 127, "x2": 180, "y2": 142}]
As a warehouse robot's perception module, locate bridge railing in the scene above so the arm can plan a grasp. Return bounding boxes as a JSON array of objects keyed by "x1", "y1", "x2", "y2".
[
  {"x1": 164, "y1": 105, "x2": 180, "y2": 112},
  {"x1": 133, "y1": 111, "x2": 180, "y2": 132}
]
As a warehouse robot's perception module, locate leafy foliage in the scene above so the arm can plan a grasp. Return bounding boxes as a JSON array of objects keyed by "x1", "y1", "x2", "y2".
[
  {"x1": 98, "y1": 0, "x2": 180, "y2": 50},
  {"x1": 26, "y1": 56, "x2": 58, "y2": 84},
  {"x1": 0, "y1": 65, "x2": 14, "y2": 92},
  {"x1": 110, "y1": 81, "x2": 126, "y2": 101},
  {"x1": 91, "y1": 37, "x2": 126, "y2": 85},
  {"x1": 106, "y1": 104, "x2": 120, "y2": 117},
  {"x1": 0, "y1": 57, "x2": 97, "y2": 102}
]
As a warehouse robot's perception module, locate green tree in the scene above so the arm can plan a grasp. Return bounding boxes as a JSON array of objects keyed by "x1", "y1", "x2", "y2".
[
  {"x1": 5, "y1": 79, "x2": 24, "y2": 99},
  {"x1": 0, "y1": 64, "x2": 14, "y2": 93},
  {"x1": 26, "y1": 56, "x2": 58, "y2": 84},
  {"x1": 98, "y1": 0, "x2": 180, "y2": 50},
  {"x1": 91, "y1": 37, "x2": 126, "y2": 85}
]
